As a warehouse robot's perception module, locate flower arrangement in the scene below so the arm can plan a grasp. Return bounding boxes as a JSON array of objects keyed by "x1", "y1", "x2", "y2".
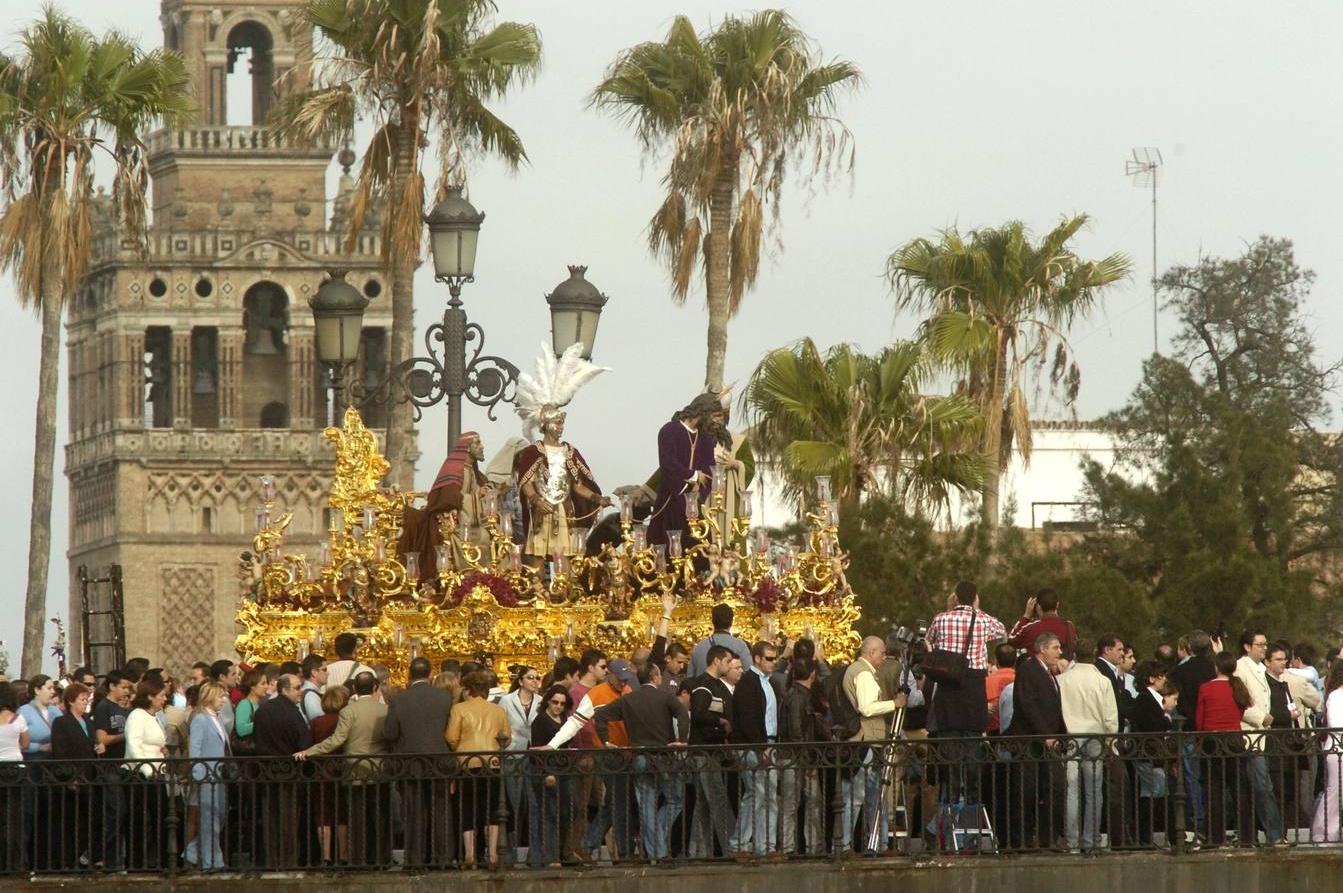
[
  {"x1": 449, "y1": 572, "x2": 521, "y2": 608},
  {"x1": 750, "y1": 576, "x2": 787, "y2": 614}
]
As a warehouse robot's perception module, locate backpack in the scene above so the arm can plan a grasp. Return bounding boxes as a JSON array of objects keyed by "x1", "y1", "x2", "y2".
[{"x1": 822, "y1": 662, "x2": 863, "y2": 741}]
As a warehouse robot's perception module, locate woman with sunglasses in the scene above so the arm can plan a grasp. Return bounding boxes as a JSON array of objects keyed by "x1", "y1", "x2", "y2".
[
  {"x1": 529, "y1": 685, "x2": 574, "y2": 867},
  {"x1": 499, "y1": 666, "x2": 542, "y2": 861}
]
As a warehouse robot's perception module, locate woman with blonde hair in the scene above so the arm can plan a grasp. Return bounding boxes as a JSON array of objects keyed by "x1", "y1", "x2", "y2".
[{"x1": 183, "y1": 681, "x2": 230, "y2": 869}]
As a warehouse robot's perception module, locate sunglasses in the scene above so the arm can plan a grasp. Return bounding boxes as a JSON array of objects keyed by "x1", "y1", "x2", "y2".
[{"x1": 523, "y1": 674, "x2": 540, "y2": 681}]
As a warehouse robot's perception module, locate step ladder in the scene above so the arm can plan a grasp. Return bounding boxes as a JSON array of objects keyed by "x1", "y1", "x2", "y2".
[{"x1": 78, "y1": 564, "x2": 126, "y2": 676}]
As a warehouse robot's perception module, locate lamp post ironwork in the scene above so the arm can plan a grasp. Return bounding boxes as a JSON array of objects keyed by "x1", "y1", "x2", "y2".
[{"x1": 309, "y1": 186, "x2": 609, "y2": 445}]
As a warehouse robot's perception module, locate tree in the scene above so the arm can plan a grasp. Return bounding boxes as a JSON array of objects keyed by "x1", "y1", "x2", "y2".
[
  {"x1": 0, "y1": 8, "x2": 192, "y2": 675},
  {"x1": 743, "y1": 338, "x2": 983, "y2": 520},
  {"x1": 1083, "y1": 237, "x2": 1342, "y2": 642},
  {"x1": 593, "y1": 11, "x2": 861, "y2": 392},
  {"x1": 887, "y1": 216, "x2": 1131, "y2": 533},
  {"x1": 276, "y1": 0, "x2": 542, "y2": 485}
]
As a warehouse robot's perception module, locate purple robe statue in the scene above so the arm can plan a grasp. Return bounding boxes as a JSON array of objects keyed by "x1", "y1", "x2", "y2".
[{"x1": 647, "y1": 419, "x2": 717, "y2": 552}]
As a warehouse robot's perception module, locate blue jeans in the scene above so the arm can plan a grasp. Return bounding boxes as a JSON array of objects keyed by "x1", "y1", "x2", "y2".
[
  {"x1": 1065, "y1": 737, "x2": 1104, "y2": 850},
  {"x1": 689, "y1": 759, "x2": 735, "y2": 858},
  {"x1": 632, "y1": 755, "x2": 685, "y2": 860},
  {"x1": 1246, "y1": 752, "x2": 1284, "y2": 843},
  {"x1": 1181, "y1": 738, "x2": 1206, "y2": 834},
  {"x1": 838, "y1": 749, "x2": 885, "y2": 851},
  {"x1": 730, "y1": 750, "x2": 779, "y2": 855},
  {"x1": 582, "y1": 756, "x2": 633, "y2": 857}
]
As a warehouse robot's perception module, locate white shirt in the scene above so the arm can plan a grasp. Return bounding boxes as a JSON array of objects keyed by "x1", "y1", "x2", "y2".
[
  {"x1": 125, "y1": 708, "x2": 167, "y2": 777},
  {"x1": 852, "y1": 657, "x2": 895, "y2": 718},
  {"x1": 0, "y1": 713, "x2": 28, "y2": 762}
]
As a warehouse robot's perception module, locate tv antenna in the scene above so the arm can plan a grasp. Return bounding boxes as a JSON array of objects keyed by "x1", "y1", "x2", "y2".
[{"x1": 1125, "y1": 147, "x2": 1162, "y2": 355}]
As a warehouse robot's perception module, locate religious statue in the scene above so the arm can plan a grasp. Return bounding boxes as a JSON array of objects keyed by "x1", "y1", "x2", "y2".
[
  {"x1": 646, "y1": 392, "x2": 722, "y2": 555},
  {"x1": 398, "y1": 431, "x2": 493, "y2": 587},
  {"x1": 513, "y1": 343, "x2": 610, "y2": 568},
  {"x1": 713, "y1": 399, "x2": 755, "y2": 538}
]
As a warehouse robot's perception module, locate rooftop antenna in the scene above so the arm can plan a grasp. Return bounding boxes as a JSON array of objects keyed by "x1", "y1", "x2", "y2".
[{"x1": 1125, "y1": 147, "x2": 1162, "y2": 355}]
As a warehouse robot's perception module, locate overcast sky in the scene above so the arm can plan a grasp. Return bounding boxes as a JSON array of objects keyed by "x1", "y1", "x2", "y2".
[{"x1": 2, "y1": 0, "x2": 1340, "y2": 670}]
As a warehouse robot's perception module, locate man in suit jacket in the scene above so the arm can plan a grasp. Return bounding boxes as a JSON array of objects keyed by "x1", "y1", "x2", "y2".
[
  {"x1": 298, "y1": 671, "x2": 391, "y2": 864},
  {"x1": 383, "y1": 657, "x2": 454, "y2": 867},
  {"x1": 1095, "y1": 634, "x2": 1135, "y2": 730},
  {"x1": 728, "y1": 642, "x2": 777, "y2": 857},
  {"x1": 254, "y1": 674, "x2": 313, "y2": 867},
  {"x1": 1007, "y1": 632, "x2": 1066, "y2": 849},
  {"x1": 1234, "y1": 630, "x2": 1285, "y2": 844}
]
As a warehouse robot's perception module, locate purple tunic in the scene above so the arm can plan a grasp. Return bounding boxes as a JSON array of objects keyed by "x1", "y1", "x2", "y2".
[{"x1": 647, "y1": 419, "x2": 717, "y2": 551}]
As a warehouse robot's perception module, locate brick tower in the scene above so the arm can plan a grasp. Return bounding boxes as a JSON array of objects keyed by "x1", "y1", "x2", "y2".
[{"x1": 65, "y1": 0, "x2": 392, "y2": 674}]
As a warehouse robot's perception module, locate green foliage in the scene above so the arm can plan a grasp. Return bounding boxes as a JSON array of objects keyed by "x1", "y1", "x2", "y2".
[
  {"x1": 744, "y1": 337, "x2": 983, "y2": 516},
  {"x1": 1083, "y1": 237, "x2": 1342, "y2": 647},
  {"x1": 886, "y1": 216, "x2": 1131, "y2": 530}
]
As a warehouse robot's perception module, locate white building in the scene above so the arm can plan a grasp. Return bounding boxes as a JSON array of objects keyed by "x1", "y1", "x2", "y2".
[{"x1": 749, "y1": 420, "x2": 1138, "y2": 530}]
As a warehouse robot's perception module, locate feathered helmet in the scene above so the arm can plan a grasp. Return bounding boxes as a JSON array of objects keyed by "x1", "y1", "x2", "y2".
[{"x1": 515, "y1": 342, "x2": 609, "y2": 442}]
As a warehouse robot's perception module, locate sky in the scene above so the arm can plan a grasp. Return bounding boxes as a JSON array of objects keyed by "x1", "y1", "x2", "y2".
[{"x1": 2, "y1": 0, "x2": 1341, "y2": 672}]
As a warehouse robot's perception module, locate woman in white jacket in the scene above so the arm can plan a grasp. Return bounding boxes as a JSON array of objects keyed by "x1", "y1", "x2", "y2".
[
  {"x1": 123, "y1": 678, "x2": 169, "y2": 868},
  {"x1": 1311, "y1": 660, "x2": 1343, "y2": 842}
]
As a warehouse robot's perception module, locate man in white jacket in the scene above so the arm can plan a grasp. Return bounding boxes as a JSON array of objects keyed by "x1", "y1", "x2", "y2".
[
  {"x1": 1059, "y1": 640, "x2": 1120, "y2": 852},
  {"x1": 1234, "y1": 630, "x2": 1284, "y2": 844}
]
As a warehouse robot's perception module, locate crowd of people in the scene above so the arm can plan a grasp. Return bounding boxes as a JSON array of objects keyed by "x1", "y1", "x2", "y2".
[{"x1": 2, "y1": 583, "x2": 1343, "y2": 873}]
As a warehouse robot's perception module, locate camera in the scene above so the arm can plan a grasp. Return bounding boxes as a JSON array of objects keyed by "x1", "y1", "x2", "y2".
[{"x1": 888, "y1": 620, "x2": 928, "y2": 649}]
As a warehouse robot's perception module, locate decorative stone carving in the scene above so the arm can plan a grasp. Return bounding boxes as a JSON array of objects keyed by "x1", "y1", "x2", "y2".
[{"x1": 159, "y1": 564, "x2": 216, "y2": 677}]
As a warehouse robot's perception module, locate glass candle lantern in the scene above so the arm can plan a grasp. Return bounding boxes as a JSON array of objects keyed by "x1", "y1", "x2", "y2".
[
  {"x1": 259, "y1": 475, "x2": 277, "y2": 504},
  {"x1": 667, "y1": 530, "x2": 683, "y2": 558},
  {"x1": 685, "y1": 494, "x2": 700, "y2": 520},
  {"x1": 815, "y1": 475, "x2": 832, "y2": 504},
  {"x1": 569, "y1": 530, "x2": 586, "y2": 556},
  {"x1": 435, "y1": 544, "x2": 451, "y2": 573},
  {"x1": 620, "y1": 496, "x2": 634, "y2": 524},
  {"x1": 330, "y1": 509, "x2": 344, "y2": 533},
  {"x1": 403, "y1": 552, "x2": 420, "y2": 581},
  {"x1": 633, "y1": 524, "x2": 648, "y2": 551},
  {"x1": 508, "y1": 545, "x2": 522, "y2": 571},
  {"x1": 255, "y1": 507, "x2": 271, "y2": 532},
  {"x1": 741, "y1": 490, "x2": 754, "y2": 519},
  {"x1": 362, "y1": 507, "x2": 376, "y2": 531},
  {"x1": 712, "y1": 464, "x2": 725, "y2": 494},
  {"x1": 653, "y1": 544, "x2": 667, "y2": 571}
]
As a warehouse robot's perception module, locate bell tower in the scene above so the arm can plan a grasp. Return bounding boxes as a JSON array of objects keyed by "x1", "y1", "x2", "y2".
[{"x1": 65, "y1": 0, "x2": 392, "y2": 674}]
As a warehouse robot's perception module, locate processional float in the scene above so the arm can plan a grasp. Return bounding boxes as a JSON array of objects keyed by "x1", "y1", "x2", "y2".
[{"x1": 235, "y1": 409, "x2": 861, "y2": 681}]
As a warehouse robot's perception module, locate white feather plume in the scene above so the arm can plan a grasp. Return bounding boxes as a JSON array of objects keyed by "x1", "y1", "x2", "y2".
[{"x1": 515, "y1": 342, "x2": 609, "y2": 440}]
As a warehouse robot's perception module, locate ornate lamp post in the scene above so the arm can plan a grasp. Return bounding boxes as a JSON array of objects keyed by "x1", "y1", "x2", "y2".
[
  {"x1": 308, "y1": 270, "x2": 369, "y2": 417},
  {"x1": 312, "y1": 186, "x2": 609, "y2": 445}
]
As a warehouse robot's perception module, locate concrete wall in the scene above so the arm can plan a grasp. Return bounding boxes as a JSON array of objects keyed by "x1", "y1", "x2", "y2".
[{"x1": 13, "y1": 851, "x2": 1343, "y2": 893}]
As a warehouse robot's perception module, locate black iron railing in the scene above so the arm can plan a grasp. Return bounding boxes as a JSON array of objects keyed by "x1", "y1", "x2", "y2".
[{"x1": 2, "y1": 728, "x2": 1340, "y2": 875}]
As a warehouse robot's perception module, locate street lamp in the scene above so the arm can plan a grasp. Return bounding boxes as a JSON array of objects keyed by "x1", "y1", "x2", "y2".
[
  {"x1": 313, "y1": 185, "x2": 610, "y2": 449},
  {"x1": 545, "y1": 265, "x2": 608, "y2": 360},
  {"x1": 309, "y1": 270, "x2": 369, "y2": 416}
]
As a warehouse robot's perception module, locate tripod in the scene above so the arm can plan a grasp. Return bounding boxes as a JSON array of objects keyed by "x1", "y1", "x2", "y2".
[{"x1": 865, "y1": 705, "x2": 907, "y2": 852}]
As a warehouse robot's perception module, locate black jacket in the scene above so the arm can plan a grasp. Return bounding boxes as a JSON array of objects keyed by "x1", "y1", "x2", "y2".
[
  {"x1": 1130, "y1": 688, "x2": 1173, "y2": 734},
  {"x1": 1169, "y1": 655, "x2": 1216, "y2": 724},
  {"x1": 1006, "y1": 658, "x2": 1065, "y2": 736},
  {"x1": 51, "y1": 713, "x2": 99, "y2": 760},
  {"x1": 1096, "y1": 658, "x2": 1136, "y2": 729},
  {"x1": 384, "y1": 681, "x2": 454, "y2": 753},
  {"x1": 730, "y1": 670, "x2": 769, "y2": 745},
  {"x1": 252, "y1": 697, "x2": 313, "y2": 757},
  {"x1": 781, "y1": 683, "x2": 820, "y2": 743},
  {"x1": 687, "y1": 673, "x2": 732, "y2": 745}
]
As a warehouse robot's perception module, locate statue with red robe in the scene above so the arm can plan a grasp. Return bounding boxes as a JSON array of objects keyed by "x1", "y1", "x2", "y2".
[{"x1": 398, "y1": 431, "x2": 492, "y2": 586}]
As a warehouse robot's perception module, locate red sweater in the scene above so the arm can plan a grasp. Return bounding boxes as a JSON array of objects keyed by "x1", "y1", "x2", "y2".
[{"x1": 1195, "y1": 678, "x2": 1244, "y2": 732}]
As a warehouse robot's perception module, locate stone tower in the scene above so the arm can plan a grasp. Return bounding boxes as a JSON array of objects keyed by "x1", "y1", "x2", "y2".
[{"x1": 65, "y1": 0, "x2": 391, "y2": 674}]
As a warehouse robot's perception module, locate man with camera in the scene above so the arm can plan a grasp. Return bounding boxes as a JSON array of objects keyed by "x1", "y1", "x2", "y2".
[{"x1": 1008, "y1": 589, "x2": 1076, "y2": 658}]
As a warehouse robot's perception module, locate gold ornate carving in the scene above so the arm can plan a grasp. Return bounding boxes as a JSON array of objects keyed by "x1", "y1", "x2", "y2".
[{"x1": 236, "y1": 409, "x2": 861, "y2": 681}]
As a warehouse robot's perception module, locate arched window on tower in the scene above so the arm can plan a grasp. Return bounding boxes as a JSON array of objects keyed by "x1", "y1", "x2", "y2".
[
  {"x1": 225, "y1": 21, "x2": 275, "y2": 126},
  {"x1": 242, "y1": 281, "x2": 291, "y2": 429},
  {"x1": 191, "y1": 327, "x2": 220, "y2": 428},
  {"x1": 144, "y1": 326, "x2": 173, "y2": 429}
]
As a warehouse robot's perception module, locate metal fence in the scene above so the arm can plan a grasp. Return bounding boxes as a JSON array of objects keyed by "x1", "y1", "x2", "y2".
[{"x1": 2, "y1": 728, "x2": 1341, "y2": 875}]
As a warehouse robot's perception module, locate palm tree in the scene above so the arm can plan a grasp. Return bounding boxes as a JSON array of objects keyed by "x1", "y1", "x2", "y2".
[
  {"x1": 744, "y1": 338, "x2": 984, "y2": 521},
  {"x1": 592, "y1": 11, "x2": 861, "y2": 392},
  {"x1": 886, "y1": 216, "x2": 1131, "y2": 533},
  {"x1": 274, "y1": 0, "x2": 542, "y2": 485},
  {"x1": 0, "y1": 8, "x2": 193, "y2": 675}
]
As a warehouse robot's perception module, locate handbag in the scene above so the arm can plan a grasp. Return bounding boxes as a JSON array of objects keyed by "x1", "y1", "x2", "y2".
[{"x1": 922, "y1": 609, "x2": 977, "y2": 685}]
